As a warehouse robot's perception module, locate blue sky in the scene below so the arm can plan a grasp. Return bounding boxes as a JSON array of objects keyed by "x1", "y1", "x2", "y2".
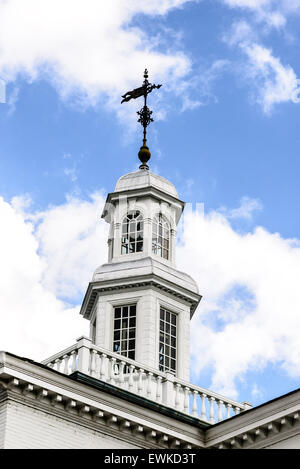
[{"x1": 1, "y1": 0, "x2": 300, "y2": 408}]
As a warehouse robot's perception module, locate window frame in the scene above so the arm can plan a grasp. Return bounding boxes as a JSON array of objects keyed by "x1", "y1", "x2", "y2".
[
  {"x1": 112, "y1": 303, "x2": 137, "y2": 361},
  {"x1": 121, "y1": 210, "x2": 144, "y2": 255},
  {"x1": 152, "y1": 213, "x2": 170, "y2": 260},
  {"x1": 158, "y1": 306, "x2": 177, "y2": 374}
]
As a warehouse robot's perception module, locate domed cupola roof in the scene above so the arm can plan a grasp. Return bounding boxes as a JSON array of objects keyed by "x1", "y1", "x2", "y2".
[{"x1": 114, "y1": 168, "x2": 178, "y2": 199}]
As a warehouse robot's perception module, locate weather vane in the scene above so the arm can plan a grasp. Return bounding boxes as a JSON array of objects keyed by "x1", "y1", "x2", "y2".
[{"x1": 121, "y1": 69, "x2": 162, "y2": 170}]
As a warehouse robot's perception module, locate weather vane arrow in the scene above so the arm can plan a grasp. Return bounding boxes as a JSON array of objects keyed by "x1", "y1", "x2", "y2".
[{"x1": 121, "y1": 69, "x2": 162, "y2": 170}]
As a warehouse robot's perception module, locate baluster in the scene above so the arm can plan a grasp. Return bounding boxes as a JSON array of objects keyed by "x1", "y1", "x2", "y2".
[
  {"x1": 209, "y1": 397, "x2": 215, "y2": 424},
  {"x1": 95, "y1": 353, "x2": 101, "y2": 379},
  {"x1": 128, "y1": 365, "x2": 135, "y2": 391},
  {"x1": 109, "y1": 357, "x2": 116, "y2": 385},
  {"x1": 100, "y1": 353, "x2": 107, "y2": 382},
  {"x1": 71, "y1": 351, "x2": 77, "y2": 373},
  {"x1": 184, "y1": 387, "x2": 190, "y2": 414},
  {"x1": 226, "y1": 403, "x2": 232, "y2": 419},
  {"x1": 175, "y1": 383, "x2": 181, "y2": 409},
  {"x1": 217, "y1": 400, "x2": 223, "y2": 422},
  {"x1": 156, "y1": 376, "x2": 162, "y2": 403},
  {"x1": 90, "y1": 350, "x2": 97, "y2": 378},
  {"x1": 138, "y1": 369, "x2": 144, "y2": 395},
  {"x1": 123, "y1": 364, "x2": 129, "y2": 390},
  {"x1": 201, "y1": 393, "x2": 207, "y2": 421},
  {"x1": 48, "y1": 362, "x2": 55, "y2": 369},
  {"x1": 192, "y1": 390, "x2": 198, "y2": 417},
  {"x1": 63, "y1": 355, "x2": 69, "y2": 375},
  {"x1": 147, "y1": 372, "x2": 153, "y2": 399},
  {"x1": 234, "y1": 406, "x2": 240, "y2": 415},
  {"x1": 118, "y1": 361, "x2": 125, "y2": 388},
  {"x1": 55, "y1": 358, "x2": 62, "y2": 373}
]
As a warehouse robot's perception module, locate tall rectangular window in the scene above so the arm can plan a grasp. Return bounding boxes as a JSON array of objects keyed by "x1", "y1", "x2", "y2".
[
  {"x1": 152, "y1": 214, "x2": 169, "y2": 260},
  {"x1": 121, "y1": 211, "x2": 143, "y2": 255},
  {"x1": 113, "y1": 304, "x2": 136, "y2": 360},
  {"x1": 159, "y1": 307, "x2": 177, "y2": 373}
]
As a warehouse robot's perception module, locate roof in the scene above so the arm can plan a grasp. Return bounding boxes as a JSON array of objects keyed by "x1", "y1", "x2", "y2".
[
  {"x1": 92, "y1": 256, "x2": 199, "y2": 295},
  {"x1": 114, "y1": 169, "x2": 178, "y2": 199}
]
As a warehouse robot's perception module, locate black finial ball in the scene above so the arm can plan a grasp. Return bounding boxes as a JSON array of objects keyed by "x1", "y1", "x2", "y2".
[{"x1": 138, "y1": 144, "x2": 151, "y2": 167}]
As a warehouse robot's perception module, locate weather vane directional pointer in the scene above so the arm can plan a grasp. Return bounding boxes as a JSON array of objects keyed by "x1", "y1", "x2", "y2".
[{"x1": 121, "y1": 69, "x2": 162, "y2": 169}]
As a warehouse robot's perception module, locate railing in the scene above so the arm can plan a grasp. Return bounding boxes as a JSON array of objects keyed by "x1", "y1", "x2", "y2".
[{"x1": 42, "y1": 336, "x2": 252, "y2": 424}]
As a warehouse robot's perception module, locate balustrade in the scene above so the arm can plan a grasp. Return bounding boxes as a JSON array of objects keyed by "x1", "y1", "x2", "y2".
[{"x1": 42, "y1": 337, "x2": 251, "y2": 424}]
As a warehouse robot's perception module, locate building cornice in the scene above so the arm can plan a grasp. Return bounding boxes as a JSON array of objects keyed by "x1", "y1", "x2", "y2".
[
  {"x1": 102, "y1": 186, "x2": 185, "y2": 224},
  {"x1": 205, "y1": 387, "x2": 300, "y2": 449},
  {"x1": 79, "y1": 274, "x2": 202, "y2": 320},
  {"x1": 0, "y1": 352, "x2": 205, "y2": 449},
  {"x1": 1, "y1": 351, "x2": 299, "y2": 449}
]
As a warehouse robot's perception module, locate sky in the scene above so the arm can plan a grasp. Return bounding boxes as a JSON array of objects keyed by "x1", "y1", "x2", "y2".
[{"x1": 1, "y1": 0, "x2": 300, "y2": 407}]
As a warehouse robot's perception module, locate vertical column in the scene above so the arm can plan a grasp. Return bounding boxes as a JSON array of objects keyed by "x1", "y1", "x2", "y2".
[
  {"x1": 170, "y1": 228, "x2": 177, "y2": 266},
  {"x1": 107, "y1": 238, "x2": 112, "y2": 262},
  {"x1": 136, "y1": 291, "x2": 156, "y2": 369},
  {"x1": 176, "y1": 308, "x2": 190, "y2": 381},
  {"x1": 113, "y1": 194, "x2": 127, "y2": 261},
  {"x1": 143, "y1": 217, "x2": 152, "y2": 257},
  {"x1": 95, "y1": 298, "x2": 109, "y2": 349},
  {"x1": 113, "y1": 222, "x2": 121, "y2": 259},
  {"x1": 76, "y1": 336, "x2": 92, "y2": 375}
]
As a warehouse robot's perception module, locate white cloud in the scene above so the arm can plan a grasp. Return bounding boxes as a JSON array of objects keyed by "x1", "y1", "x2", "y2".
[
  {"x1": 223, "y1": 20, "x2": 256, "y2": 46},
  {"x1": 0, "y1": 78, "x2": 6, "y2": 103},
  {"x1": 177, "y1": 59, "x2": 230, "y2": 112},
  {"x1": 244, "y1": 42, "x2": 300, "y2": 112},
  {"x1": 219, "y1": 196, "x2": 263, "y2": 220},
  {"x1": 223, "y1": 0, "x2": 300, "y2": 16},
  {"x1": 251, "y1": 383, "x2": 263, "y2": 399},
  {"x1": 226, "y1": 2, "x2": 286, "y2": 29},
  {"x1": 0, "y1": 193, "x2": 108, "y2": 362},
  {"x1": 0, "y1": 0, "x2": 191, "y2": 111},
  {"x1": 223, "y1": 0, "x2": 270, "y2": 9},
  {"x1": 177, "y1": 208, "x2": 300, "y2": 398},
  {"x1": 34, "y1": 193, "x2": 108, "y2": 300},
  {"x1": 181, "y1": 96, "x2": 203, "y2": 112},
  {"x1": 1, "y1": 0, "x2": 298, "y2": 118},
  {"x1": 224, "y1": 20, "x2": 300, "y2": 113},
  {"x1": 220, "y1": 0, "x2": 300, "y2": 113},
  {"x1": 64, "y1": 167, "x2": 78, "y2": 183},
  {"x1": 5, "y1": 85, "x2": 19, "y2": 115}
]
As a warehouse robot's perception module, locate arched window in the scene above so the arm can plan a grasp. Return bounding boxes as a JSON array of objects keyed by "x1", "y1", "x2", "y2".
[
  {"x1": 121, "y1": 211, "x2": 143, "y2": 255},
  {"x1": 152, "y1": 214, "x2": 170, "y2": 260}
]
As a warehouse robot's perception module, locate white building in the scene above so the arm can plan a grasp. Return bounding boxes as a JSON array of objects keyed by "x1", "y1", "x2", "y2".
[{"x1": 1, "y1": 165, "x2": 300, "y2": 449}]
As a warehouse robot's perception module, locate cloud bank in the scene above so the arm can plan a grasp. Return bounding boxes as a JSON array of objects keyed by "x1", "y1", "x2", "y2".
[
  {"x1": 224, "y1": 20, "x2": 300, "y2": 113},
  {"x1": 177, "y1": 203, "x2": 300, "y2": 398},
  {"x1": 0, "y1": 193, "x2": 108, "y2": 360},
  {"x1": 1, "y1": 0, "x2": 299, "y2": 117},
  {"x1": 0, "y1": 0, "x2": 191, "y2": 108}
]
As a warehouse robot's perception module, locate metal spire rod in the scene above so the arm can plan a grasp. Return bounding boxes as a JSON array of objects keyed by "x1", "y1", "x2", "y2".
[{"x1": 121, "y1": 69, "x2": 162, "y2": 169}]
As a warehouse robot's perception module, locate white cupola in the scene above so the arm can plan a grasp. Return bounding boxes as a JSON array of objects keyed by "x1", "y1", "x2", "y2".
[
  {"x1": 80, "y1": 166, "x2": 201, "y2": 382},
  {"x1": 102, "y1": 169, "x2": 183, "y2": 266}
]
